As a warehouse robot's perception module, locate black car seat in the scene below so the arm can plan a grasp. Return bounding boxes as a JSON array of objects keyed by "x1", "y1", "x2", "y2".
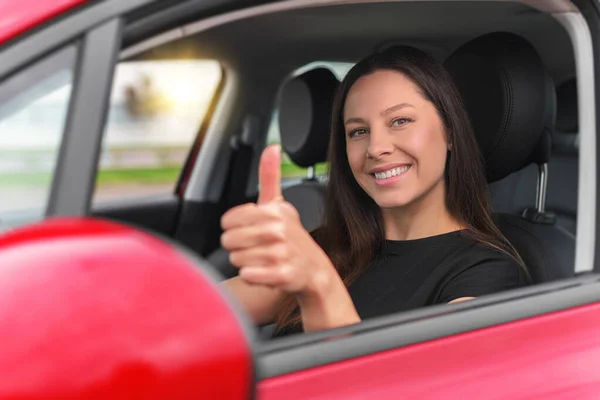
[
  {"x1": 549, "y1": 79, "x2": 579, "y2": 233},
  {"x1": 277, "y1": 67, "x2": 338, "y2": 230},
  {"x1": 444, "y1": 32, "x2": 576, "y2": 283},
  {"x1": 487, "y1": 78, "x2": 579, "y2": 235},
  {"x1": 208, "y1": 68, "x2": 339, "y2": 278}
]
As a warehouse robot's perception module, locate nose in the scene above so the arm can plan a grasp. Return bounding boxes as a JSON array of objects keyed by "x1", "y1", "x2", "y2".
[{"x1": 366, "y1": 125, "x2": 394, "y2": 159}]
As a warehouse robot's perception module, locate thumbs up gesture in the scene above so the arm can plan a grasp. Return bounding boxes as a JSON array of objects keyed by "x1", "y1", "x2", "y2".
[{"x1": 220, "y1": 145, "x2": 335, "y2": 295}]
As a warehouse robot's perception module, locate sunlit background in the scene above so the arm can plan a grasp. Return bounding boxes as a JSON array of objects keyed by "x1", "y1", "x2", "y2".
[{"x1": 0, "y1": 58, "x2": 352, "y2": 230}]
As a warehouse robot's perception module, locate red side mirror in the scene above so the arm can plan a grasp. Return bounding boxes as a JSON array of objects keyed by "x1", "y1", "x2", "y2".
[{"x1": 0, "y1": 217, "x2": 254, "y2": 399}]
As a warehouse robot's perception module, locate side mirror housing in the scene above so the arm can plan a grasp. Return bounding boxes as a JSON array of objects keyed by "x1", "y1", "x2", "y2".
[{"x1": 0, "y1": 217, "x2": 255, "y2": 399}]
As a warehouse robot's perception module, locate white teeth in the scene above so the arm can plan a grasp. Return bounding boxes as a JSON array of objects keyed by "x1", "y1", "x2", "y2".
[{"x1": 374, "y1": 166, "x2": 410, "y2": 180}]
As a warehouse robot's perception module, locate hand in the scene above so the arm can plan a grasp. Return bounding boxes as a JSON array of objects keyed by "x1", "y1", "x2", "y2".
[{"x1": 220, "y1": 145, "x2": 335, "y2": 296}]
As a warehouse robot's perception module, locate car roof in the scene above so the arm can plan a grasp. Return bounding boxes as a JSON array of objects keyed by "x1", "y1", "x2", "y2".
[{"x1": 136, "y1": 1, "x2": 575, "y2": 86}]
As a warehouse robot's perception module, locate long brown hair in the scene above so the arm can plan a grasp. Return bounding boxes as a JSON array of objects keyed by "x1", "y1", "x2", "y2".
[{"x1": 275, "y1": 45, "x2": 525, "y2": 332}]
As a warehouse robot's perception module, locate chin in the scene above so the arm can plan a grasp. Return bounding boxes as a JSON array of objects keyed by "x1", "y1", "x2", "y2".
[{"x1": 371, "y1": 192, "x2": 415, "y2": 209}]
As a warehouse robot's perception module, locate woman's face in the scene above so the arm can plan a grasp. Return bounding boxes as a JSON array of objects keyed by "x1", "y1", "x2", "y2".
[{"x1": 344, "y1": 69, "x2": 450, "y2": 209}]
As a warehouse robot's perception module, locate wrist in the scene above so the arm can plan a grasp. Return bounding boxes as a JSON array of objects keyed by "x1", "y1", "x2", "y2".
[
  {"x1": 296, "y1": 265, "x2": 360, "y2": 332},
  {"x1": 300, "y1": 260, "x2": 338, "y2": 303}
]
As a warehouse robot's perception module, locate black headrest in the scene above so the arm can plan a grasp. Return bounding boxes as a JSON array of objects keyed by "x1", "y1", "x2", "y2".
[
  {"x1": 444, "y1": 32, "x2": 556, "y2": 183},
  {"x1": 278, "y1": 68, "x2": 339, "y2": 168},
  {"x1": 556, "y1": 79, "x2": 578, "y2": 133}
]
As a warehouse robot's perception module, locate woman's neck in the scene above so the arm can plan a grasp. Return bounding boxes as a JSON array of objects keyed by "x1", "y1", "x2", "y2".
[{"x1": 381, "y1": 179, "x2": 462, "y2": 241}]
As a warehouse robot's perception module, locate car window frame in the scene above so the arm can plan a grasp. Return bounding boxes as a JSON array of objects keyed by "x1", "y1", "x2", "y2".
[
  {"x1": 256, "y1": 274, "x2": 600, "y2": 377},
  {"x1": 47, "y1": 18, "x2": 123, "y2": 217},
  {"x1": 124, "y1": 0, "x2": 600, "y2": 372},
  {"x1": 0, "y1": 0, "x2": 240, "y2": 218},
  {"x1": 0, "y1": 44, "x2": 79, "y2": 230}
]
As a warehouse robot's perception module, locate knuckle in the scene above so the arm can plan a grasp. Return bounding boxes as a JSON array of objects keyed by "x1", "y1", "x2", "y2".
[
  {"x1": 220, "y1": 214, "x2": 232, "y2": 230},
  {"x1": 222, "y1": 203, "x2": 256, "y2": 227},
  {"x1": 256, "y1": 223, "x2": 285, "y2": 242},
  {"x1": 273, "y1": 243, "x2": 290, "y2": 262},
  {"x1": 242, "y1": 202, "x2": 257, "y2": 211},
  {"x1": 264, "y1": 252, "x2": 279, "y2": 264},
  {"x1": 220, "y1": 231, "x2": 232, "y2": 249},
  {"x1": 228, "y1": 251, "x2": 241, "y2": 267},
  {"x1": 269, "y1": 222, "x2": 287, "y2": 241},
  {"x1": 265, "y1": 244, "x2": 288, "y2": 264},
  {"x1": 263, "y1": 203, "x2": 284, "y2": 220},
  {"x1": 281, "y1": 201, "x2": 299, "y2": 217},
  {"x1": 277, "y1": 265, "x2": 294, "y2": 284}
]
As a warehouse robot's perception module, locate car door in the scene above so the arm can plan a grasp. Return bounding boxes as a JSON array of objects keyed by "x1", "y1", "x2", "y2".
[
  {"x1": 256, "y1": 278, "x2": 600, "y2": 399},
  {"x1": 1, "y1": 0, "x2": 600, "y2": 399}
]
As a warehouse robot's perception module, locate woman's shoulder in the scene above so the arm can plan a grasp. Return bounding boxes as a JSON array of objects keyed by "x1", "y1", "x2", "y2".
[
  {"x1": 451, "y1": 233, "x2": 519, "y2": 263},
  {"x1": 431, "y1": 232, "x2": 531, "y2": 303}
]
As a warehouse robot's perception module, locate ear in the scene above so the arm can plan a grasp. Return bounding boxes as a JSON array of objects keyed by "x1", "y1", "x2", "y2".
[{"x1": 448, "y1": 142, "x2": 453, "y2": 151}]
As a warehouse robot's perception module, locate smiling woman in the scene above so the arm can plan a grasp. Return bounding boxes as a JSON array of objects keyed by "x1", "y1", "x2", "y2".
[
  {"x1": 222, "y1": 45, "x2": 530, "y2": 337},
  {"x1": 344, "y1": 72, "x2": 451, "y2": 213}
]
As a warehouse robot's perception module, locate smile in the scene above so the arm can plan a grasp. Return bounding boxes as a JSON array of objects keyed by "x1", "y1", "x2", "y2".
[{"x1": 373, "y1": 165, "x2": 411, "y2": 180}]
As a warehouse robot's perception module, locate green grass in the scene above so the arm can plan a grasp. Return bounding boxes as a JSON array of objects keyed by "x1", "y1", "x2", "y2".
[
  {"x1": 281, "y1": 162, "x2": 329, "y2": 178},
  {"x1": 0, "y1": 172, "x2": 53, "y2": 187},
  {"x1": 0, "y1": 166, "x2": 182, "y2": 188},
  {"x1": 97, "y1": 166, "x2": 181, "y2": 184},
  {"x1": 0, "y1": 160, "x2": 329, "y2": 188}
]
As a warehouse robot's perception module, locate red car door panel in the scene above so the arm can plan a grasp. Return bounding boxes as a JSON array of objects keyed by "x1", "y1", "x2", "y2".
[
  {"x1": 259, "y1": 303, "x2": 600, "y2": 399},
  {"x1": 0, "y1": 0, "x2": 88, "y2": 44}
]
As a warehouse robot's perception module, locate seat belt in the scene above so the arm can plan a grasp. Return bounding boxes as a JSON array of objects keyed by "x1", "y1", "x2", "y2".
[{"x1": 223, "y1": 114, "x2": 261, "y2": 209}]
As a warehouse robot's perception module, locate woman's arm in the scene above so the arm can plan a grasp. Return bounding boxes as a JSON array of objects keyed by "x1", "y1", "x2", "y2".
[
  {"x1": 296, "y1": 267, "x2": 361, "y2": 332},
  {"x1": 447, "y1": 297, "x2": 476, "y2": 304},
  {"x1": 222, "y1": 276, "x2": 288, "y2": 326},
  {"x1": 220, "y1": 145, "x2": 361, "y2": 332}
]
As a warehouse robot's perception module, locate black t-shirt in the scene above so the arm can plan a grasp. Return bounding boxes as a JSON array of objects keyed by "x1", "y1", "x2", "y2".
[{"x1": 273, "y1": 230, "x2": 530, "y2": 337}]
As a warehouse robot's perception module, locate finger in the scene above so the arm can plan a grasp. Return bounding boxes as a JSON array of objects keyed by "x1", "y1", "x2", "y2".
[
  {"x1": 229, "y1": 243, "x2": 288, "y2": 267},
  {"x1": 221, "y1": 224, "x2": 285, "y2": 251},
  {"x1": 221, "y1": 203, "x2": 278, "y2": 230},
  {"x1": 239, "y1": 265, "x2": 294, "y2": 287},
  {"x1": 257, "y1": 144, "x2": 283, "y2": 204}
]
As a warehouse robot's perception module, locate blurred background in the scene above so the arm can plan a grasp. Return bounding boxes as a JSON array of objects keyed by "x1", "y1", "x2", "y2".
[{"x1": 0, "y1": 59, "x2": 349, "y2": 226}]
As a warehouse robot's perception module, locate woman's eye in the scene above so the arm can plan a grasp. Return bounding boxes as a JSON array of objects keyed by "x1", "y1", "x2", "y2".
[
  {"x1": 348, "y1": 128, "x2": 368, "y2": 138},
  {"x1": 391, "y1": 117, "x2": 413, "y2": 127}
]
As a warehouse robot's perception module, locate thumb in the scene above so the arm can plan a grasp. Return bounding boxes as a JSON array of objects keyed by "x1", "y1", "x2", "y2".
[{"x1": 258, "y1": 144, "x2": 283, "y2": 204}]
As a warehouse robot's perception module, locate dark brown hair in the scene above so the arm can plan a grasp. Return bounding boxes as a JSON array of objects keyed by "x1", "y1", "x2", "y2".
[{"x1": 275, "y1": 45, "x2": 525, "y2": 332}]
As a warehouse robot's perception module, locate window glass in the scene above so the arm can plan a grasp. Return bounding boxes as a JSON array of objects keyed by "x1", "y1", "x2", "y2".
[
  {"x1": 0, "y1": 46, "x2": 77, "y2": 231},
  {"x1": 93, "y1": 59, "x2": 222, "y2": 203},
  {"x1": 267, "y1": 62, "x2": 354, "y2": 184}
]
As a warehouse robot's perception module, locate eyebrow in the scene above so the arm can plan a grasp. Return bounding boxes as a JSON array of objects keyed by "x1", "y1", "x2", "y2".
[
  {"x1": 344, "y1": 117, "x2": 366, "y2": 125},
  {"x1": 382, "y1": 102, "x2": 415, "y2": 116},
  {"x1": 344, "y1": 103, "x2": 415, "y2": 125}
]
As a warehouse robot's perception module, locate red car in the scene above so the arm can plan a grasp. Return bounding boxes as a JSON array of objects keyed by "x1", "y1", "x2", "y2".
[{"x1": 1, "y1": 0, "x2": 599, "y2": 398}]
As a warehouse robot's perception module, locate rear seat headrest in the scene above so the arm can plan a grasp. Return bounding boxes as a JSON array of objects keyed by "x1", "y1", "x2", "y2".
[
  {"x1": 556, "y1": 79, "x2": 577, "y2": 133},
  {"x1": 444, "y1": 32, "x2": 556, "y2": 183},
  {"x1": 278, "y1": 68, "x2": 339, "y2": 168}
]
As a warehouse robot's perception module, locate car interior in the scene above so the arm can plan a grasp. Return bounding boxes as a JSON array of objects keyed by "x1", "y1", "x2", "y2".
[{"x1": 91, "y1": 1, "x2": 584, "y2": 336}]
